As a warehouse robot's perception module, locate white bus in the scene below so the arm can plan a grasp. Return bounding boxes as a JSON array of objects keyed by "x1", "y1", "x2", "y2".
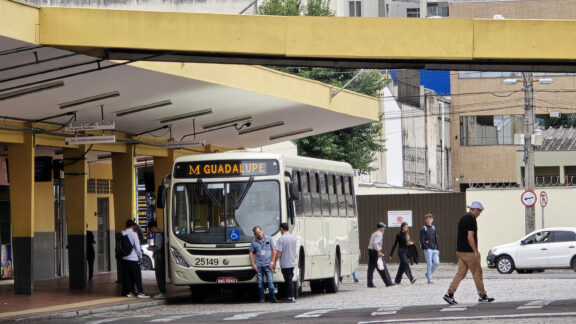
[{"x1": 157, "y1": 152, "x2": 359, "y2": 298}]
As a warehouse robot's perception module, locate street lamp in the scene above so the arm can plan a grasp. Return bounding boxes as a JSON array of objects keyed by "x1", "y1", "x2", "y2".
[{"x1": 504, "y1": 72, "x2": 552, "y2": 234}]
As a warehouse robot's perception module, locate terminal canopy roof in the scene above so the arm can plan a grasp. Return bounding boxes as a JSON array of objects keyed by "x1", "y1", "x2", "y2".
[{"x1": 0, "y1": 1, "x2": 377, "y2": 151}]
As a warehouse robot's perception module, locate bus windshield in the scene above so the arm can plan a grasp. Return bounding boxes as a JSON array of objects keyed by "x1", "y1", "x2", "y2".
[{"x1": 172, "y1": 180, "x2": 280, "y2": 244}]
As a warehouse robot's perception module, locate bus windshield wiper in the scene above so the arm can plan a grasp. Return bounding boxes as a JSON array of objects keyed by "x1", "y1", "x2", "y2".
[
  {"x1": 233, "y1": 177, "x2": 254, "y2": 209},
  {"x1": 197, "y1": 179, "x2": 222, "y2": 209}
]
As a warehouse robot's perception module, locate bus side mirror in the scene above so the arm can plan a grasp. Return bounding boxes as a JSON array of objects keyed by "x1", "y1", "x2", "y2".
[
  {"x1": 157, "y1": 185, "x2": 166, "y2": 209},
  {"x1": 290, "y1": 183, "x2": 300, "y2": 201}
]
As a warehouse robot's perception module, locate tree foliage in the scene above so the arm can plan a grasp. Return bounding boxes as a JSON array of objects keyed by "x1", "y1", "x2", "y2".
[{"x1": 258, "y1": 0, "x2": 387, "y2": 171}]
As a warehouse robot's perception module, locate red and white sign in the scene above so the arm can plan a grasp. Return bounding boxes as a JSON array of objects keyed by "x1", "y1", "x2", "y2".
[
  {"x1": 540, "y1": 191, "x2": 548, "y2": 208},
  {"x1": 388, "y1": 210, "x2": 413, "y2": 227},
  {"x1": 521, "y1": 190, "x2": 537, "y2": 207}
]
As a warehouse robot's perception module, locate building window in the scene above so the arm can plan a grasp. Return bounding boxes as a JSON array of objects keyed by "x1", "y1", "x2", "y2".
[
  {"x1": 406, "y1": 8, "x2": 420, "y2": 18},
  {"x1": 460, "y1": 115, "x2": 524, "y2": 146},
  {"x1": 349, "y1": 1, "x2": 362, "y2": 17},
  {"x1": 427, "y1": 3, "x2": 449, "y2": 17}
]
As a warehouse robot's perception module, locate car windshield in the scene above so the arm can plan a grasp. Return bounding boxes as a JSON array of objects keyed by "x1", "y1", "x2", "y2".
[{"x1": 171, "y1": 180, "x2": 280, "y2": 243}]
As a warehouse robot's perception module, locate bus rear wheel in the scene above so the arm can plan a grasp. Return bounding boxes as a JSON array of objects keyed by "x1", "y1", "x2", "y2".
[{"x1": 324, "y1": 255, "x2": 341, "y2": 293}]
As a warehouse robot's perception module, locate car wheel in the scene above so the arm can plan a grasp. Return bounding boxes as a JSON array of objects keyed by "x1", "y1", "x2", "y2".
[
  {"x1": 571, "y1": 257, "x2": 576, "y2": 272},
  {"x1": 496, "y1": 256, "x2": 514, "y2": 274},
  {"x1": 139, "y1": 255, "x2": 153, "y2": 271}
]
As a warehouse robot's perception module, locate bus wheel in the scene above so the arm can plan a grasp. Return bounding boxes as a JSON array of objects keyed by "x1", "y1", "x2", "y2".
[
  {"x1": 296, "y1": 254, "x2": 304, "y2": 298},
  {"x1": 325, "y1": 255, "x2": 341, "y2": 293}
]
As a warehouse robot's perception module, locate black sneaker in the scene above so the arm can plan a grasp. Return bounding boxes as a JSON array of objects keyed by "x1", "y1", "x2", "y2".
[
  {"x1": 443, "y1": 293, "x2": 458, "y2": 305},
  {"x1": 478, "y1": 295, "x2": 495, "y2": 303}
]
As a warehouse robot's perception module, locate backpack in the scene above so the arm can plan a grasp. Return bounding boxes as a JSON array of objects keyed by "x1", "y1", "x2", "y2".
[{"x1": 116, "y1": 234, "x2": 134, "y2": 257}]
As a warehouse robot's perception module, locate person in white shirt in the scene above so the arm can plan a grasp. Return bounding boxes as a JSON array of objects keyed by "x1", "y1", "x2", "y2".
[
  {"x1": 121, "y1": 219, "x2": 149, "y2": 298},
  {"x1": 272, "y1": 223, "x2": 298, "y2": 302}
]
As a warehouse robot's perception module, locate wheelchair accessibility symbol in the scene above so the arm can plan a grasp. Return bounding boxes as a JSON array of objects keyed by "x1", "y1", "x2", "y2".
[{"x1": 229, "y1": 229, "x2": 240, "y2": 241}]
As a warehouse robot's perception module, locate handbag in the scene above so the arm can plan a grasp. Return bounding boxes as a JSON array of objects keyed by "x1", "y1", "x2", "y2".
[{"x1": 377, "y1": 257, "x2": 384, "y2": 271}]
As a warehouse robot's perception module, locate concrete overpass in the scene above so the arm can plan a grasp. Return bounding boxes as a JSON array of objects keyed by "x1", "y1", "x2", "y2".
[{"x1": 36, "y1": 6, "x2": 576, "y2": 72}]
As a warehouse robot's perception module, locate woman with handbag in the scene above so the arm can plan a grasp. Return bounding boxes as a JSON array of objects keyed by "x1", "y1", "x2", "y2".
[{"x1": 389, "y1": 222, "x2": 417, "y2": 285}]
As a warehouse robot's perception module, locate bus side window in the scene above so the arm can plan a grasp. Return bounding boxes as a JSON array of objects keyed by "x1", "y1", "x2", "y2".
[
  {"x1": 336, "y1": 175, "x2": 346, "y2": 216},
  {"x1": 312, "y1": 172, "x2": 322, "y2": 216},
  {"x1": 345, "y1": 176, "x2": 356, "y2": 217},
  {"x1": 293, "y1": 170, "x2": 304, "y2": 217},
  {"x1": 320, "y1": 173, "x2": 330, "y2": 216},
  {"x1": 328, "y1": 174, "x2": 338, "y2": 216},
  {"x1": 302, "y1": 171, "x2": 312, "y2": 216}
]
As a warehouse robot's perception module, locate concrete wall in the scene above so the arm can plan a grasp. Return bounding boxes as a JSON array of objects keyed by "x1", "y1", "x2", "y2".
[
  {"x1": 34, "y1": 181, "x2": 55, "y2": 280},
  {"x1": 467, "y1": 187, "x2": 576, "y2": 266}
]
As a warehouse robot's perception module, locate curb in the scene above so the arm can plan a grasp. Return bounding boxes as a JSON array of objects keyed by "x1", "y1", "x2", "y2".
[{"x1": 10, "y1": 300, "x2": 164, "y2": 322}]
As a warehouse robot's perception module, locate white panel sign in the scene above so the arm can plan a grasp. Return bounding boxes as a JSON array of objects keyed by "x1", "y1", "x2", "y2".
[
  {"x1": 388, "y1": 210, "x2": 413, "y2": 227},
  {"x1": 65, "y1": 121, "x2": 115, "y2": 131},
  {"x1": 161, "y1": 140, "x2": 205, "y2": 148},
  {"x1": 65, "y1": 135, "x2": 116, "y2": 145}
]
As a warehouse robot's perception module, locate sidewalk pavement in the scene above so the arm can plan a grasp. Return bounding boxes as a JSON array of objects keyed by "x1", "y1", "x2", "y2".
[{"x1": 0, "y1": 271, "x2": 188, "y2": 322}]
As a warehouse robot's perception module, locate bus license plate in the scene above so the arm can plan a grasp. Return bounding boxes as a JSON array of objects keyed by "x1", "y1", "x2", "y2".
[{"x1": 217, "y1": 277, "x2": 237, "y2": 284}]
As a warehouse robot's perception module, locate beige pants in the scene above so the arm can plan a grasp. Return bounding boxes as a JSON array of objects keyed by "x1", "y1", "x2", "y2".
[{"x1": 448, "y1": 251, "x2": 486, "y2": 297}]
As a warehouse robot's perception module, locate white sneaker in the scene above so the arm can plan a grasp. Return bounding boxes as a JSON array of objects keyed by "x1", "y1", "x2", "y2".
[
  {"x1": 137, "y1": 293, "x2": 150, "y2": 299},
  {"x1": 154, "y1": 293, "x2": 166, "y2": 299},
  {"x1": 126, "y1": 292, "x2": 136, "y2": 298}
]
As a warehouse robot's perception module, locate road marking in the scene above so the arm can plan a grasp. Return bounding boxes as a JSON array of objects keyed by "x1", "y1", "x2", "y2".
[
  {"x1": 357, "y1": 312, "x2": 576, "y2": 323},
  {"x1": 295, "y1": 309, "x2": 337, "y2": 318},
  {"x1": 89, "y1": 315, "x2": 153, "y2": 324},
  {"x1": 440, "y1": 304, "x2": 470, "y2": 312},
  {"x1": 224, "y1": 312, "x2": 267, "y2": 320},
  {"x1": 87, "y1": 319, "x2": 126, "y2": 324},
  {"x1": 371, "y1": 306, "x2": 401, "y2": 316},
  {"x1": 517, "y1": 300, "x2": 552, "y2": 310},
  {"x1": 149, "y1": 314, "x2": 197, "y2": 322}
]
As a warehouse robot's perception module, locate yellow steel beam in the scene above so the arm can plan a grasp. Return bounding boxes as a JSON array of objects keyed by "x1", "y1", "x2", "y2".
[
  {"x1": 37, "y1": 7, "x2": 576, "y2": 64},
  {"x1": 0, "y1": 0, "x2": 39, "y2": 44}
]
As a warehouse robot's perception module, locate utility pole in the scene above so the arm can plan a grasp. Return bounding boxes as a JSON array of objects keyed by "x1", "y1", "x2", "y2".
[{"x1": 522, "y1": 72, "x2": 536, "y2": 234}]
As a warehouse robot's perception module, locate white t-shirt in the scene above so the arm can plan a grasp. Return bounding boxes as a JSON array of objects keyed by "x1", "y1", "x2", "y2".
[{"x1": 276, "y1": 231, "x2": 297, "y2": 269}]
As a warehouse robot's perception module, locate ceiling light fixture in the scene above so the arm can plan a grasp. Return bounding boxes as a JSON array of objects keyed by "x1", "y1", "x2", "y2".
[
  {"x1": 159, "y1": 108, "x2": 213, "y2": 124},
  {"x1": 115, "y1": 99, "x2": 172, "y2": 117},
  {"x1": 238, "y1": 121, "x2": 284, "y2": 135},
  {"x1": 269, "y1": 127, "x2": 313, "y2": 141},
  {"x1": 0, "y1": 81, "x2": 64, "y2": 101},
  {"x1": 202, "y1": 115, "x2": 252, "y2": 130},
  {"x1": 59, "y1": 91, "x2": 120, "y2": 109}
]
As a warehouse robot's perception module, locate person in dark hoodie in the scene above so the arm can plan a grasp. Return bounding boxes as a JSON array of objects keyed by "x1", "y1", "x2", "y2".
[{"x1": 389, "y1": 222, "x2": 417, "y2": 285}]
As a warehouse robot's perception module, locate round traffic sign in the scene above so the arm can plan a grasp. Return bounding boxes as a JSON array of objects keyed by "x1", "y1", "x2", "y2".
[
  {"x1": 540, "y1": 191, "x2": 548, "y2": 208},
  {"x1": 521, "y1": 190, "x2": 537, "y2": 207}
]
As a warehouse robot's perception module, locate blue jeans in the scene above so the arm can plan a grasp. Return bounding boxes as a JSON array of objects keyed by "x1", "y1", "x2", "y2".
[
  {"x1": 424, "y1": 249, "x2": 440, "y2": 282},
  {"x1": 257, "y1": 265, "x2": 275, "y2": 300}
]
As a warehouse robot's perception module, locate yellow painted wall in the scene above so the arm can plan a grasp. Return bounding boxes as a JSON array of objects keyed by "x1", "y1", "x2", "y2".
[
  {"x1": 467, "y1": 188, "x2": 576, "y2": 266},
  {"x1": 34, "y1": 181, "x2": 53, "y2": 232}
]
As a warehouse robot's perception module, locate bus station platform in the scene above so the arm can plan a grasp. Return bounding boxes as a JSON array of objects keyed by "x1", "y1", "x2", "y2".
[{"x1": 0, "y1": 271, "x2": 188, "y2": 322}]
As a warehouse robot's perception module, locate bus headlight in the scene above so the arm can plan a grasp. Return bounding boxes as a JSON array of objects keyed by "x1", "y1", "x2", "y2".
[{"x1": 169, "y1": 246, "x2": 191, "y2": 267}]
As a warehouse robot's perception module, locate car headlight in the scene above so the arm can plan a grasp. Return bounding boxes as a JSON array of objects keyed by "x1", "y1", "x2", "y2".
[{"x1": 169, "y1": 245, "x2": 191, "y2": 267}]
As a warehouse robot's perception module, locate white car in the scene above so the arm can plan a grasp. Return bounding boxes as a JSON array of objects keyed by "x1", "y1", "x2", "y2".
[
  {"x1": 487, "y1": 227, "x2": 576, "y2": 274},
  {"x1": 139, "y1": 244, "x2": 155, "y2": 271}
]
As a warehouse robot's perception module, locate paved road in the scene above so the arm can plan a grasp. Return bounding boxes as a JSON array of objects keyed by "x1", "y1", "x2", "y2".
[{"x1": 33, "y1": 264, "x2": 576, "y2": 323}]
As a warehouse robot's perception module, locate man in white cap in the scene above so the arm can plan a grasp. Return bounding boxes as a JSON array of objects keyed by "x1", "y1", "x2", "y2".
[
  {"x1": 443, "y1": 201, "x2": 494, "y2": 304},
  {"x1": 366, "y1": 222, "x2": 394, "y2": 288}
]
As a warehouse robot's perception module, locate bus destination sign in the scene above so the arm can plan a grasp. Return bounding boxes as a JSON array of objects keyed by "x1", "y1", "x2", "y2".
[{"x1": 174, "y1": 160, "x2": 279, "y2": 178}]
